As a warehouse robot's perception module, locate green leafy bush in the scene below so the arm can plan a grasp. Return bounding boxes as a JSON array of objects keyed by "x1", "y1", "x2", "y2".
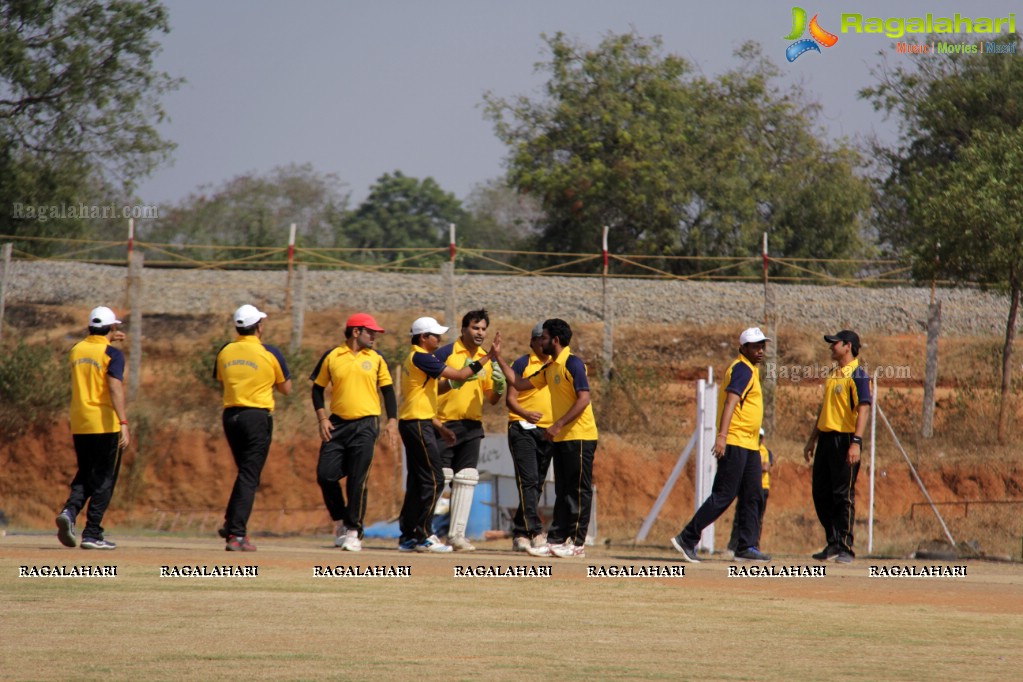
[{"x1": 0, "y1": 340, "x2": 69, "y2": 435}]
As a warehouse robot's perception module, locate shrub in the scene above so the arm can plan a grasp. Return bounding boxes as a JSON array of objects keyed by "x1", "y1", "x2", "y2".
[{"x1": 0, "y1": 339, "x2": 69, "y2": 435}]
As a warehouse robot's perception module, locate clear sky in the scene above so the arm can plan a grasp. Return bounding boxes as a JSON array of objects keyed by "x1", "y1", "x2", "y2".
[{"x1": 134, "y1": 0, "x2": 1018, "y2": 207}]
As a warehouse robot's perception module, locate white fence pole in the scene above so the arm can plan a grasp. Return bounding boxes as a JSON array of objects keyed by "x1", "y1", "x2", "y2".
[{"x1": 635, "y1": 430, "x2": 698, "y2": 542}]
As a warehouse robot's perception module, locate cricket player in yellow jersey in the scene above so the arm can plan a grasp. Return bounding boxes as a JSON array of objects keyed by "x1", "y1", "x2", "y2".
[
  {"x1": 396, "y1": 317, "x2": 501, "y2": 553},
  {"x1": 310, "y1": 313, "x2": 397, "y2": 552},
  {"x1": 55, "y1": 306, "x2": 130, "y2": 550},
  {"x1": 495, "y1": 318, "x2": 596, "y2": 559},
  {"x1": 214, "y1": 304, "x2": 292, "y2": 552},
  {"x1": 434, "y1": 309, "x2": 507, "y2": 551},
  {"x1": 505, "y1": 321, "x2": 553, "y2": 552},
  {"x1": 804, "y1": 329, "x2": 872, "y2": 564},
  {"x1": 670, "y1": 327, "x2": 772, "y2": 564}
]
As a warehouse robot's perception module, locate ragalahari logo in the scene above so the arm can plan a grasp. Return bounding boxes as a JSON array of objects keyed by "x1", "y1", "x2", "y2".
[{"x1": 784, "y1": 7, "x2": 839, "y2": 61}]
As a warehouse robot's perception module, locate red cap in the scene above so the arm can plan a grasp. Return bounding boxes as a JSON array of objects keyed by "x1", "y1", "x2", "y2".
[{"x1": 346, "y1": 313, "x2": 385, "y2": 333}]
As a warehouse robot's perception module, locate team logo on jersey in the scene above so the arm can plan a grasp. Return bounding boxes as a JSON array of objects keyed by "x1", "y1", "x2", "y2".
[{"x1": 362, "y1": 360, "x2": 372, "y2": 371}]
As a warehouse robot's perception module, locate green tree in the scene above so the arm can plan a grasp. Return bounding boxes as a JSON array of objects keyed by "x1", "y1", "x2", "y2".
[
  {"x1": 862, "y1": 34, "x2": 1023, "y2": 442},
  {"x1": 0, "y1": 0, "x2": 179, "y2": 253},
  {"x1": 460, "y1": 178, "x2": 544, "y2": 270},
  {"x1": 145, "y1": 164, "x2": 348, "y2": 262},
  {"x1": 339, "y1": 171, "x2": 471, "y2": 267},
  {"x1": 484, "y1": 33, "x2": 872, "y2": 275}
]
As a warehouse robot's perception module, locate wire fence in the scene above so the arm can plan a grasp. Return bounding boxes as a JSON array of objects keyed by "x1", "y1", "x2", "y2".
[{"x1": 0, "y1": 232, "x2": 915, "y2": 287}]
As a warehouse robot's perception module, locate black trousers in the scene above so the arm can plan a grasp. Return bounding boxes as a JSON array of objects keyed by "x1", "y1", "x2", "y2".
[
  {"x1": 316, "y1": 415, "x2": 379, "y2": 535},
  {"x1": 508, "y1": 422, "x2": 553, "y2": 538},
  {"x1": 728, "y1": 489, "x2": 769, "y2": 552},
  {"x1": 222, "y1": 407, "x2": 273, "y2": 538},
  {"x1": 678, "y1": 444, "x2": 762, "y2": 551},
  {"x1": 398, "y1": 419, "x2": 445, "y2": 543},
  {"x1": 812, "y1": 431, "x2": 860, "y2": 555},
  {"x1": 548, "y1": 439, "x2": 597, "y2": 546},
  {"x1": 64, "y1": 432, "x2": 122, "y2": 540},
  {"x1": 439, "y1": 419, "x2": 484, "y2": 472}
]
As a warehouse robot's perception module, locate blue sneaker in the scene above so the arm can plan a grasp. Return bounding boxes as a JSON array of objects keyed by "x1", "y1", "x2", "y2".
[
  {"x1": 734, "y1": 547, "x2": 771, "y2": 563},
  {"x1": 398, "y1": 538, "x2": 418, "y2": 553},
  {"x1": 670, "y1": 536, "x2": 700, "y2": 563},
  {"x1": 81, "y1": 537, "x2": 117, "y2": 550},
  {"x1": 56, "y1": 510, "x2": 77, "y2": 548}
]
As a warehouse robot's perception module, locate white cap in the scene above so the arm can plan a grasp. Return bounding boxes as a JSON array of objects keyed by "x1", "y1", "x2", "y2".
[
  {"x1": 410, "y1": 316, "x2": 448, "y2": 336},
  {"x1": 234, "y1": 304, "x2": 268, "y2": 328},
  {"x1": 739, "y1": 327, "x2": 771, "y2": 345},
  {"x1": 531, "y1": 321, "x2": 545, "y2": 338},
  {"x1": 88, "y1": 306, "x2": 122, "y2": 327}
]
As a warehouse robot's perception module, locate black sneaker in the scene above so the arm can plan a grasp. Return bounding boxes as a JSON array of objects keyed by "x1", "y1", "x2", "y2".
[
  {"x1": 670, "y1": 536, "x2": 700, "y2": 563},
  {"x1": 734, "y1": 547, "x2": 771, "y2": 562},
  {"x1": 217, "y1": 526, "x2": 229, "y2": 539},
  {"x1": 812, "y1": 546, "x2": 839, "y2": 561},
  {"x1": 81, "y1": 537, "x2": 116, "y2": 550},
  {"x1": 56, "y1": 510, "x2": 77, "y2": 548},
  {"x1": 835, "y1": 551, "x2": 854, "y2": 564}
]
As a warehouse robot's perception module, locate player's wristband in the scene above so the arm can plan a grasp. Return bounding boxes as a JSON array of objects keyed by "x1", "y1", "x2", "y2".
[
  {"x1": 467, "y1": 360, "x2": 483, "y2": 374},
  {"x1": 850, "y1": 436, "x2": 862, "y2": 445}
]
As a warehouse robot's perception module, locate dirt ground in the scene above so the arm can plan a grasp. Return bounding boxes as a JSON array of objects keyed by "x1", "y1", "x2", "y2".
[{"x1": 1, "y1": 532, "x2": 1021, "y2": 681}]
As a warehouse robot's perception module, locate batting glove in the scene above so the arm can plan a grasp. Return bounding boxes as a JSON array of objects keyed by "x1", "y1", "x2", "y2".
[{"x1": 491, "y1": 364, "x2": 507, "y2": 395}]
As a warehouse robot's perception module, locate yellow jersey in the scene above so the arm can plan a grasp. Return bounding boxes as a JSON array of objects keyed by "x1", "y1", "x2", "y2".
[
  {"x1": 717, "y1": 355, "x2": 763, "y2": 450},
  {"x1": 69, "y1": 335, "x2": 125, "y2": 434},
  {"x1": 435, "y1": 338, "x2": 493, "y2": 422},
  {"x1": 507, "y1": 351, "x2": 553, "y2": 428},
  {"x1": 214, "y1": 336, "x2": 290, "y2": 410},
  {"x1": 528, "y1": 346, "x2": 597, "y2": 442},
  {"x1": 310, "y1": 345, "x2": 392, "y2": 419},
  {"x1": 817, "y1": 358, "x2": 872, "y2": 433}
]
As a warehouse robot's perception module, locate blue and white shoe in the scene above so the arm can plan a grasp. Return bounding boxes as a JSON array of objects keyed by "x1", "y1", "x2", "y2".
[
  {"x1": 734, "y1": 547, "x2": 771, "y2": 563},
  {"x1": 56, "y1": 510, "x2": 77, "y2": 548},
  {"x1": 398, "y1": 538, "x2": 418, "y2": 553},
  {"x1": 670, "y1": 536, "x2": 700, "y2": 563},
  {"x1": 415, "y1": 535, "x2": 452, "y2": 553},
  {"x1": 81, "y1": 537, "x2": 117, "y2": 550}
]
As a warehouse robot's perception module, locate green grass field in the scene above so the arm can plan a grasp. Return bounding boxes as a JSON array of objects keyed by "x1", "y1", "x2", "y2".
[{"x1": 2, "y1": 532, "x2": 1021, "y2": 681}]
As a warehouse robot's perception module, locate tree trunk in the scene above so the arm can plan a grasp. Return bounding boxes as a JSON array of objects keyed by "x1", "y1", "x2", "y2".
[{"x1": 997, "y1": 273, "x2": 1021, "y2": 444}]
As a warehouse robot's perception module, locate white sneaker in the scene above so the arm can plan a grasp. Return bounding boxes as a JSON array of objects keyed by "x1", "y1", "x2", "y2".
[
  {"x1": 531, "y1": 533, "x2": 547, "y2": 549},
  {"x1": 548, "y1": 541, "x2": 585, "y2": 558},
  {"x1": 340, "y1": 530, "x2": 361, "y2": 552},
  {"x1": 333, "y1": 523, "x2": 347, "y2": 547},
  {"x1": 416, "y1": 535, "x2": 453, "y2": 553},
  {"x1": 512, "y1": 536, "x2": 530, "y2": 552},
  {"x1": 449, "y1": 534, "x2": 476, "y2": 552},
  {"x1": 526, "y1": 543, "x2": 555, "y2": 557}
]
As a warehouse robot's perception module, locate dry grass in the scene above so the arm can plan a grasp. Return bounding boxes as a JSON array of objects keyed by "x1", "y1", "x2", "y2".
[{"x1": 2, "y1": 534, "x2": 1022, "y2": 681}]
